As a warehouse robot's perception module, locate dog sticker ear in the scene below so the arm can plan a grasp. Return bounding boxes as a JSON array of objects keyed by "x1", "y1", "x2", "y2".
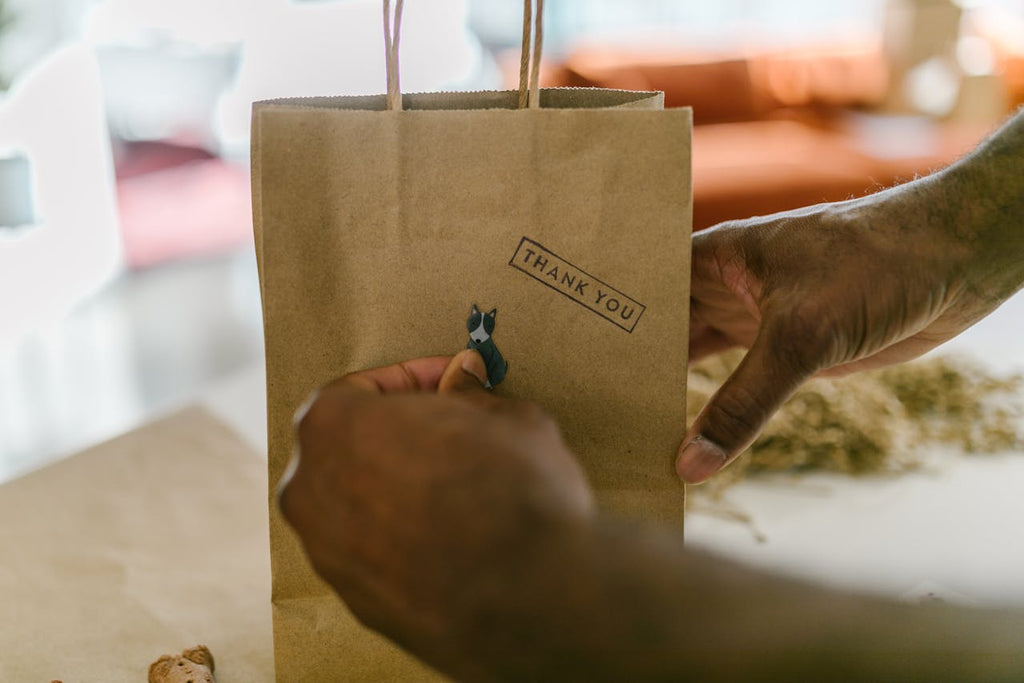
[
  {"x1": 488, "y1": 308, "x2": 497, "y2": 318},
  {"x1": 470, "y1": 303, "x2": 480, "y2": 315}
]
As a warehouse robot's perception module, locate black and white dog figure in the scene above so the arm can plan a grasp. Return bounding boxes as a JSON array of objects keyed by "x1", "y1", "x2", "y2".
[{"x1": 466, "y1": 304, "x2": 508, "y2": 388}]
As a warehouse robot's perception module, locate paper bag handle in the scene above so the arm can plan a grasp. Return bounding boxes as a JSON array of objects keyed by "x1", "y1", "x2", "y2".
[
  {"x1": 517, "y1": 0, "x2": 544, "y2": 109},
  {"x1": 383, "y1": 0, "x2": 544, "y2": 111},
  {"x1": 384, "y1": 0, "x2": 405, "y2": 111}
]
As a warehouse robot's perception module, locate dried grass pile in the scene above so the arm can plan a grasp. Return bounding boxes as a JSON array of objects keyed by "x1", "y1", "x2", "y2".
[{"x1": 686, "y1": 352, "x2": 1024, "y2": 493}]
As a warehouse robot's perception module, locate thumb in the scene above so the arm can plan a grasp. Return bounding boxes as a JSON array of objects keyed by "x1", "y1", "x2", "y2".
[
  {"x1": 438, "y1": 349, "x2": 490, "y2": 394},
  {"x1": 677, "y1": 326, "x2": 816, "y2": 484}
]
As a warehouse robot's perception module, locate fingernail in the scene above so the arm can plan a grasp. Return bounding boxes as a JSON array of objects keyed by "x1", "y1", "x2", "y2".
[
  {"x1": 676, "y1": 437, "x2": 728, "y2": 483},
  {"x1": 460, "y1": 351, "x2": 487, "y2": 387}
]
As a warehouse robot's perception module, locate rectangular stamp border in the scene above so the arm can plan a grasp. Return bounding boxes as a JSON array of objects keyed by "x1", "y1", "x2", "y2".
[{"x1": 508, "y1": 237, "x2": 647, "y2": 333}]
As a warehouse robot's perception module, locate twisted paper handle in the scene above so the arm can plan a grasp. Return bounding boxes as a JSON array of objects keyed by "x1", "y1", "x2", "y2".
[
  {"x1": 383, "y1": 0, "x2": 544, "y2": 112},
  {"x1": 518, "y1": 0, "x2": 545, "y2": 109},
  {"x1": 384, "y1": 0, "x2": 405, "y2": 111}
]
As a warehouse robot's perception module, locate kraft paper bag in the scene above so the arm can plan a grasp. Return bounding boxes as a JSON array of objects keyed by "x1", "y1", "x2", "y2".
[{"x1": 252, "y1": 2, "x2": 692, "y2": 680}]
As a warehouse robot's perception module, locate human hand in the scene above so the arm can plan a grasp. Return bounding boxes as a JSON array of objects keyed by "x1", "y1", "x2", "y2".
[
  {"x1": 679, "y1": 186, "x2": 1012, "y2": 484},
  {"x1": 278, "y1": 350, "x2": 595, "y2": 678}
]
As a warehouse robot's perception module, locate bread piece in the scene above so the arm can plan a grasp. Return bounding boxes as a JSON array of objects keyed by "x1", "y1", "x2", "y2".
[{"x1": 148, "y1": 645, "x2": 216, "y2": 683}]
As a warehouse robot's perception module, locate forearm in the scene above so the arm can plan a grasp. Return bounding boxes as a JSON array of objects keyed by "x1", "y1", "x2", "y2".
[
  {"x1": 456, "y1": 516, "x2": 1024, "y2": 681},
  {"x1": 939, "y1": 107, "x2": 1024, "y2": 302},
  {"x1": 874, "y1": 107, "x2": 1024, "y2": 310},
  {"x1": 819, "y1": 107, "x2": 1024, "y2": 334}
]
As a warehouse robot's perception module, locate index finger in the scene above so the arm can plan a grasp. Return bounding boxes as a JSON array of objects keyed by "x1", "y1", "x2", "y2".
[{"x1": 328, "y1": 356, "x2": 455, "y2": 395}]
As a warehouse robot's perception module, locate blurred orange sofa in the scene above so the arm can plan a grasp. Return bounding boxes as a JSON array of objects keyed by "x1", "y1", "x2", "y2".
[{"x1": 539, "y1": 43, "x2": 1003, "y2": 230}]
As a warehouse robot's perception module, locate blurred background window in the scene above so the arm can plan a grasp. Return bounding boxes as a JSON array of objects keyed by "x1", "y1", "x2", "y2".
[{"x1": 472, "y1": 0, "x2": 888, "y2": 53}]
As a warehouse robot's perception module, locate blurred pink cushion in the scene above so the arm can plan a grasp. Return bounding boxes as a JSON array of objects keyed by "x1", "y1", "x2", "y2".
[{"x1": 117, "y1": 157, "x2": 252, "y2": 269}]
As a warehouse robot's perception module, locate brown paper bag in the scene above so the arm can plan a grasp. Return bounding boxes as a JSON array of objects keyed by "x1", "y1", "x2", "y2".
[{"x1": 252, "y1": 2, "x2": 692, "y2": 679}]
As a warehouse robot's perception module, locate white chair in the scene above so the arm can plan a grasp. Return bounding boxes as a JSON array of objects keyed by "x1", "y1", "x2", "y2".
[{"x1": 0, "y1": 43, "x2": 121, "y2": 348}]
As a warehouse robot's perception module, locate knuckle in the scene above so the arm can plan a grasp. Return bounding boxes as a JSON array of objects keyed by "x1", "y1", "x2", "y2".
[
  {"x1": 276, "y1": 452, "x2": 302, "y2": 521},
  {"x1": 296, "y1": 373, "x2": 374, "y2": 439},
  {"x1": 295, "y1": 389, "x2": 345, "y2": 444},
  {"x1": 295, "y1": 392, "x2": 325, "y2": 439},
  {"x1": 703, "y1": 218, "x2": 746, "y2": 235},
  {"x1": 277, "y1": 482, "x2": 293, "y2": 521},
  {"x1": 277, "y1": 477, "x2": 301, "y2": 528},
  {"x1": 509, "y1": 398, "x2": 554, "y2": 427}
]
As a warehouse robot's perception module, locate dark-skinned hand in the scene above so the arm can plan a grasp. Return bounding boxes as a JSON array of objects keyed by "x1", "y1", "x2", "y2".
[
  {"x1": 679, "y1": 181, "x2": 1019, "y2": 482},
  {"x1": 679, "y1": 109, "x2": 1024, "y2": 483},
  {"x1": 278, "y1": 350, "x2": 594, "y2": 679}
]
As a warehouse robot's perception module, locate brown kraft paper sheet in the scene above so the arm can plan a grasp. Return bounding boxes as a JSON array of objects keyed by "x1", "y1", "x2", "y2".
[{"x1": 0, "y1": 407, "x2": 274, "y2": 682}]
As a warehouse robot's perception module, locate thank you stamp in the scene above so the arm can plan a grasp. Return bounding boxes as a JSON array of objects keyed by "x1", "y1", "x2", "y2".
[{"x1": 509, "y1": 237, "x2": 646, "y2": 333}]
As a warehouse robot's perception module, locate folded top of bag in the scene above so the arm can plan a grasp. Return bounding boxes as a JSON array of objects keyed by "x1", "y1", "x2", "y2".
[{"x1": 254, "y1": 87, "x2": 667, "y2": 113}]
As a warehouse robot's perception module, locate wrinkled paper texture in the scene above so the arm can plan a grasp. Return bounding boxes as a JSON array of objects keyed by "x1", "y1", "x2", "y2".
[
  {"x1": 253, "y1": 88, "x2": 693, "y2": 681},
  {"x1": 0, "y1": 407, "x2": 273, "y2": 682}
]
